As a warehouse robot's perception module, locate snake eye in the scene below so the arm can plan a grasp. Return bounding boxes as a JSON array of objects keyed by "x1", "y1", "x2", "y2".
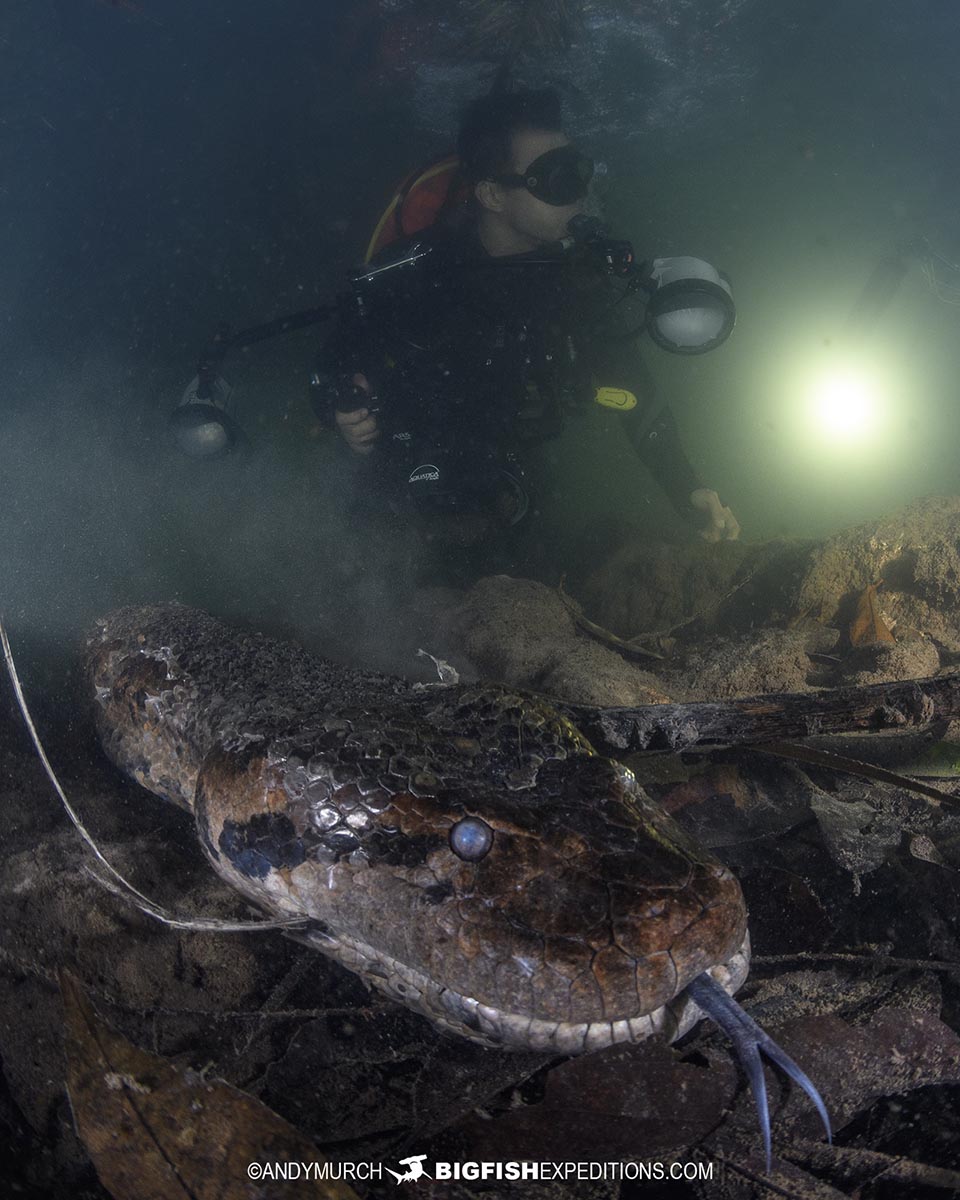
[{"x1": 449, "y1": 816, "x2": 493, "y2": 861}]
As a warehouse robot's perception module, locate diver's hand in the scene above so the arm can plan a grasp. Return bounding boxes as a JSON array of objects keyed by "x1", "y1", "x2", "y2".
[
  {"x1": 690, "y1": 488, "x2": 740, "y2": 542},
  {"x1": 335, "y1": 373, "x2": 380, "y2": 455}
]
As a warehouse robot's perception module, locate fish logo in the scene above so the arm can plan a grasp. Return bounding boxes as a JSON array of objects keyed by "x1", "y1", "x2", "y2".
[{"x1": 385, "y1": 1153, "x2": 431, "y2": 1184}]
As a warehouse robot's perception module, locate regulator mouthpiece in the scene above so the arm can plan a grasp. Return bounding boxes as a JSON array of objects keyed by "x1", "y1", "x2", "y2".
[{"x1": 565, "y1": 213, "x2": 606, "y2": 242}]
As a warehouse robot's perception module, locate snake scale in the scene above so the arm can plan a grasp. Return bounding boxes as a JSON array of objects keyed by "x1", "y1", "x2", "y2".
[{"x1": 86, "y1": 602, "x2": 751, "y2": 1055}]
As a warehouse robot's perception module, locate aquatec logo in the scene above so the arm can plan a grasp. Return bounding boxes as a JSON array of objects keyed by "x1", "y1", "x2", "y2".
[{"x1": 409, "y1": 463, "x2": 441, "y2": 483}]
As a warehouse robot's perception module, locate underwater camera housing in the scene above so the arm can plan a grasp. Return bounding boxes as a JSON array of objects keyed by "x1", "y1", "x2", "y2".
[
  {"x1": 564, "y1": 215, "x2": 736, "y2": 354},
  {"x1": 169, "y1": 373, "x2": 239, "y2": 459},
  {"x1": 171, "y1": 216, "x2": 735, "y2": 457},
  {"x1": 170, "y1": 306, "x2": 337, "y2": 458}
]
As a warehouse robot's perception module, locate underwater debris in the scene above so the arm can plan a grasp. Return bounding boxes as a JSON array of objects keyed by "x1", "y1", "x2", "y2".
[
  {"x1": 61, "y1": 970, "x2": 359, "y2": 1200},
  {"x1": 557, "y1": 574, "x2": 669, "y2": 661},
  {"x1": 849, "y1": 581, "x2": 896, "y2": 648},
  {"x1": 416, "y1": 646, "x2": 460, "y2": 684},
  {"x1": 446, "y1": 982, "x2": 960, "y2": 1184},
  {"x1": 755, "y1": 740, "x2": 959, "y2": 807}
]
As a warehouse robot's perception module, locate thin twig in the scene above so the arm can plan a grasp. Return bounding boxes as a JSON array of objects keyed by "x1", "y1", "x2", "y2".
[
  {"x1": 707, "y1": 1149, "x2": 848, "y2": 1198},
  {"x1": 86, "y1": 868, "x2": 307, "y2": 933},
  {"x1": 558, "y1": 551, "x2": 770, "y2": 662},
  {"x1": 0, "y1": 618, "x2": 307, "y2": 935},
  {"x1": 557, "y1": 575, "x2": 666, "y2": 661},
  {"x1": 753, "y1": 950, "x2": 960, "y2": 975},
  {"x1": 783, "y1": 1137, "x2": 960, "y2": 1192},
  {"x1": 754, "y1": 740, "x2": 960, "y2": 807}
]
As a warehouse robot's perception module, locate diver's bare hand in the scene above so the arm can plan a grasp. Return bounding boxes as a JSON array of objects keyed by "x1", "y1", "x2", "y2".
[
  {"x1": 690, "y1": 488, "x2": 741, "y2": 542},
  {"x1": 335, "y1": 373, "x2": 380, "y2": 455}
]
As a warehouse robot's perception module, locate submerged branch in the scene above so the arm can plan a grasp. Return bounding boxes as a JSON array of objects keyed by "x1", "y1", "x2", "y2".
[{"x1": 564, "y1": 672, "x2": 960, "y2": 758}]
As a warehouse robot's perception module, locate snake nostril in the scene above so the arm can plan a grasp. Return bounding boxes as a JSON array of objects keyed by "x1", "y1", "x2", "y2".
[{"x1": 449, "y1": 816, "x2": 494, "y2": 861}]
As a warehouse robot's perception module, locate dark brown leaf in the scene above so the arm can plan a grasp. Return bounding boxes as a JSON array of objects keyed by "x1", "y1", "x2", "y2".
[
  {"x1": 61, "y1": 969, "x2": 359, "y2": 1200},
  {"x1": 654, "y1": 760, "x2": 811, "y2": 849},
  {"x1": 704, "y1": 1003, "x2": 960, "y2": 1158},
  {"x1": 452, "y1": 1036, "x2": 733, "y2": 1162}
]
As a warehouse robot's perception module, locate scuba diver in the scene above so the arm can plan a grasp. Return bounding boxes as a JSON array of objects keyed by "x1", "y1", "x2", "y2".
[{"x1": 310, "y1": 86, "x2": 740, "y2": 576}]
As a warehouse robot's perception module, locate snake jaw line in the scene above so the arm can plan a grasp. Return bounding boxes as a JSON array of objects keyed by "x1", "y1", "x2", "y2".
[{"x1": 291, "y1": 921, "x2": 752, "y2": 1056}]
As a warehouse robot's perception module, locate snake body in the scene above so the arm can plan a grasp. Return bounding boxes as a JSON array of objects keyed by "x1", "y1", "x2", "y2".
[{"x1": 86, "y1": 603, "x2": 749, "y2": 1054}]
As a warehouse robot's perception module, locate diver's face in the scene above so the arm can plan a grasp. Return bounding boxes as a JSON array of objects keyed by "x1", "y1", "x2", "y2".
[{"x1": 487, "y1": 128, "x2": 587, "y2": 248}]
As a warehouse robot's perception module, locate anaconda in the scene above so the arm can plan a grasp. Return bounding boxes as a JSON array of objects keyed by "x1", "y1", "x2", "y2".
[{"x1": 85, "y1": 602, "x2": 751, "y2": 1054}]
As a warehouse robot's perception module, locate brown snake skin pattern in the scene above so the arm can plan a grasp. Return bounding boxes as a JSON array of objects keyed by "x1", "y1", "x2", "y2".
[{"x1": 86, "y1": 603, "x2": 749, "y2": 1054}]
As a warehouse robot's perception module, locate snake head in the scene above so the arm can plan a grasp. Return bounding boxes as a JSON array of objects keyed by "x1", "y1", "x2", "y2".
[{"x1": 194, "y1": 688, "x2": 749, "y2": 1054}]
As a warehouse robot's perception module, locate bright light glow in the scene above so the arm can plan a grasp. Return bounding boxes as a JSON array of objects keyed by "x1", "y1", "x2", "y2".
[
  {"x1": 755, "y1": 315, "x2": 920, "y2": 499},
  {"x1": 809, "y1": 366, "x2": 879, "y2": 440},
  {"x1": 784, "y1": 350, "x2": 897, "y2": 459}
]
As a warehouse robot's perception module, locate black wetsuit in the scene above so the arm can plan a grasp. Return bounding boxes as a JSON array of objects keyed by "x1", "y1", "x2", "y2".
[{"x1": 312, "y1": 223, "x2": 704, "y2": 529}]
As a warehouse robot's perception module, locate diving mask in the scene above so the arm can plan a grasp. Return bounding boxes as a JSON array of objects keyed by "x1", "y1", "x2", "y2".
[{"x1": 491, "y1": 145, "x2": 594, "y2": 207}]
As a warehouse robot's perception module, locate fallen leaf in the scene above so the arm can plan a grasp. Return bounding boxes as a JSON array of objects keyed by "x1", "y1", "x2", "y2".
[
  {"x1": 740, "y1": 867, "x2": 834, "y2": 953},
  {"x1": 652, "y1": 760, "x2": 810, "y2": 849},
  {"x1": 61, "y1": 970, "x2": 359, "y2": 1200},
  {"x1": 449, "y1": 1036, "x2": 733, "y2": 1163},
  {"x1": 849, "y1": 582, "x2": 896, "y2": 647},
  {"x1": 907, "y1": 833, "x2": 950, "y2": 869},
  {"x1": 704, "y1": 1002, "x2": 960, "y2": 1159},
  {"x1": 450, "y1": 978, "x2": 960, "y2": 1177}
]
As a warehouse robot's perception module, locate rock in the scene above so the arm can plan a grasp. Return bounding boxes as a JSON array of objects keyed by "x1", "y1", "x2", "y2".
[
  {"x1": 795, "y1": 495, "x2": 960, "y2": 650},
  {"x1": 538, "y1": 641, "x2": 674, "y2": 707},
  {"x1": 450, "y1": 576, "x2": 576, "y2": 684},
  {"x1": 579, "y1": 540, "x2": 753, "y2": 639},
  {"x1": 840, "y1": 635, "x2": 942, "y2": 687},
  {"x1": 664, "y1": 628, "x2": 823, "y2": 700},
  {"x1": 448, "y1": 575, "x2": 678, "y2": 705}
]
